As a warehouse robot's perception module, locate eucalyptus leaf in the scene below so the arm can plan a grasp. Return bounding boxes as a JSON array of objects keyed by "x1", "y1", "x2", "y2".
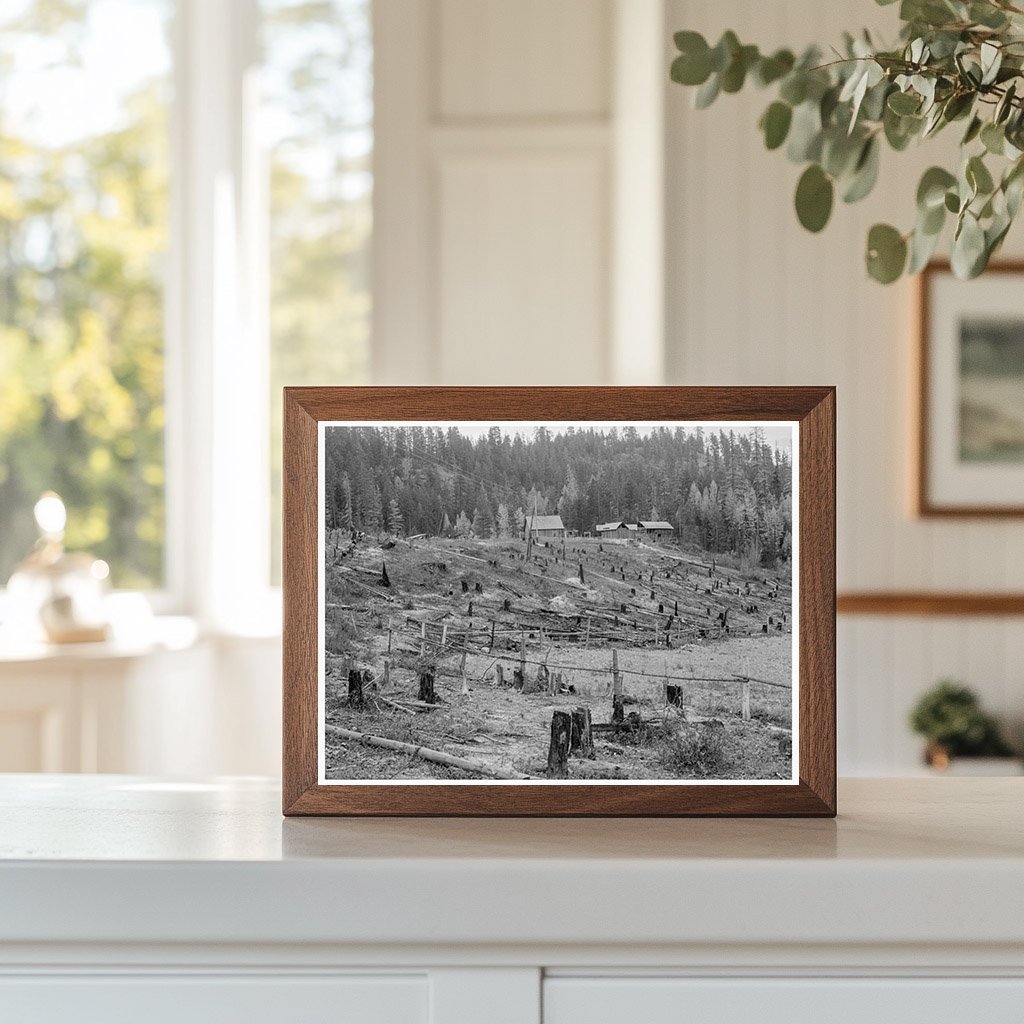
[
  {"x1": 967, "y1": 154, "x2": 995, "y2": 195},
  {"x1": 866, "y1": 223, "x2": 908, "y2": 283},
  {"x1": 970, "y1": 2, "x2": 1009, "y2": 29},
  {"x1": 917, "y1": 166, "x2": 957, "y2": 210},
  {"x1": 787, "y1": 100, "x2": 823, "y2": 162},
  {"x1": 962, "y1": 115, "x2": 983, "y2": 145},
  {"x1": 795, "y1": 164, "x2": 834, "y2": 232},
  {"x1": 760, "y1": 101, "x2": 793, "y2": 150},
  {"x1": 842, "y1": 137, "x2": 880, "y2": 203},
  {"x1": 694, "y1": 73, "x2": 721, "y2": 109},
  {"x1": 754, "y1": 49, "x2": 795, "y2": 87},
  {"x1": 888, "y1": 90, "x2": 921, "y2": 115},
  {"x1": 952, "y1": 212, "x2": 987, "y2": 278},
  {"x1": 710, "y1": 31, "x2": 740, "y2": 73},
  {"x1": 779, "y1": 73, "x2": 807, "y2": 106},
  {"x1": 981, "y1": 121, "x2": 1006, "y2": 155},
  {"x1": 908, "y1": 221, "x2": 942, "y2": 273}
]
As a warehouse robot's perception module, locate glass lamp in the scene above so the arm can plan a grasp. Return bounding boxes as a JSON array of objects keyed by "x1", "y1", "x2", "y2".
[{"x1": 5, "y1": 493, "x2": 111, "y2": 644}]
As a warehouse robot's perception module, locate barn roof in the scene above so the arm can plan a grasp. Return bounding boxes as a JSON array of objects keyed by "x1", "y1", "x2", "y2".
[
  {"x1": 639, "y1": 520, "x2": 674, "y2": 530},
  {"x1": 595, "y1": 521, "x2": 627, "y2": 532},
  {"x1": 525, "y1": 514, "x2": 565, "y2": 531}
]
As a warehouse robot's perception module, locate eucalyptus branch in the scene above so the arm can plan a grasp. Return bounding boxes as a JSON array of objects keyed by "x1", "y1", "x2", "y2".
[{"x1": 670, "y1": 0, "x2": 1024, "y2": 283}]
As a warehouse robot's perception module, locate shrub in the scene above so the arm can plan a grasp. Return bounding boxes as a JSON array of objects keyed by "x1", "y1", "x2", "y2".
[
  {"x1": 909, "y1": 680, "x2": 1013, "y2": 758},
  {"x1": 659, "y1": 722, "x2": 725, "y2": 778}
]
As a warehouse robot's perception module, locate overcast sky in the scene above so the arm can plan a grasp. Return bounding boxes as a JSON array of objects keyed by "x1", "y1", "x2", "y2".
[{"x1": 334, "y1": 420, "x2": 796, "y2": 454}]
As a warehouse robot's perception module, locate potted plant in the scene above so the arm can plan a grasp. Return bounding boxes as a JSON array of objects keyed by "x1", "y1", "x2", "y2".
[
  {"x1": 670, "y1": 0, "x2": 1024, "y2": 283},
  {"x1": 909, "y1": 680, "x2": 1019, "y2": 772}
]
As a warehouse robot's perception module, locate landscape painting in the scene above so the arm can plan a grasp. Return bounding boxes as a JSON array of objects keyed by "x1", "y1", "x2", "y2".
[
  {"x1": 959, "y1": 317, "x2": 1024, "y2": 463},
  {"x1": 318, "y1": 421, "x2": 797, "y2": 785}
]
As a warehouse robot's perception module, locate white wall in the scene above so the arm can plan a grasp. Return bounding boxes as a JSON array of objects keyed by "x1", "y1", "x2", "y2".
[
  {"x1": 664, "y1": 0, "x2": 1024, "y2": 771},
  {"x1": 369, "y1": 0, "x2": 1024, "y2": 775}
]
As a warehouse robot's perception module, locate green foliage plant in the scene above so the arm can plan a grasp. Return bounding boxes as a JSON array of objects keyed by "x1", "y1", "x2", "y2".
[
  {"x1": 671, "y1": 0, "x2": 1024, "y2": 283},
  {"x1": 909, "y1": 679, "x2": 1014, "y2": 756}
]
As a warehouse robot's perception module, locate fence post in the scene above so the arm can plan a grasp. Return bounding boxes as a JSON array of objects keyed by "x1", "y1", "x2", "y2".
[
  {"x1": 520, "y1": 629, "x2": 526, "y2": 681},
  {"x1": 460, "y1": 630, "x2": 470, "y2": 696},
  {"x1": 611, "y1": 649, "x2": 624, "y2": 723},
  {"x1": 741, "y1": 678, "x2": 751, "y2": 721},
  {"x1": 420, "y1": 620, "x2": 426, "y2": 657}
]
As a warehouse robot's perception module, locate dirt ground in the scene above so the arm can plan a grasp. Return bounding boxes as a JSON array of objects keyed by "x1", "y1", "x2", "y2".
[{"x1": 323, "y1": 535, "x2": 794, "y2": 782}]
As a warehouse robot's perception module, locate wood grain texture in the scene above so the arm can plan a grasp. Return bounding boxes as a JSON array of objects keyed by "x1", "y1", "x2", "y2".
[
  {"x1": 838, "y1": 592, "x2": 1024, "y2": 616},
  {"x1": 282, "y1": 387, "x2": 836, "y2": 817},
  {"x1": 916, "y1": 260, "x2": 1024, "y2": 518}
]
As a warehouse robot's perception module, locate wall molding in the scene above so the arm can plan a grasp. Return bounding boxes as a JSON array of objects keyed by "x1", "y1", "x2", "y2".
[{"x1": 838, "y1": 593, "x2": 1024, "y2": 616}]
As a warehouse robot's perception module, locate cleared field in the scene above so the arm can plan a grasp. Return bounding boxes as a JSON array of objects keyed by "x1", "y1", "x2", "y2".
[{"x1": 323, "y1": 534, "x2": 793, "y2": 782}]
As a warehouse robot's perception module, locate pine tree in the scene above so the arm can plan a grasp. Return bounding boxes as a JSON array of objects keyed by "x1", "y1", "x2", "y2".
[
  {"x1": 339, "y1": 474, "x2": 354, "y2": 532},
  {"x1": 495, "y1": 502, "x2": 511, "y2": 538},
  {"x1": 387, "y1": 498, "x2": 404, "y2": 536},
  {"x1": 513, "y1": 506, "x2": 526, "y2": 538},
  {"x1": 363, "y1": 484, "x2": 383, "y2": 534},
  {"x1": 454, "y1": 511, "x2": 472, "y2": 537},
  {"x1": 472, "y1": 488, "x2": 495, "y2": 538},
  {"x1": 557, "y1": 468, "x2": 582, "y2": 533}
]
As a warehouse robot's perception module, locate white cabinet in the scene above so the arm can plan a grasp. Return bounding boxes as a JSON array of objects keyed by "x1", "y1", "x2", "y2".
[
  {"x1": 0, "y1": 974, "x2": 428, "y2": 1024},
  {"x1": 1, "y1": 777, "x2": 1023, "y2": 1024},
  {"x1": 544, "y1": 977, "x2": 1024, "y2": 1024}
]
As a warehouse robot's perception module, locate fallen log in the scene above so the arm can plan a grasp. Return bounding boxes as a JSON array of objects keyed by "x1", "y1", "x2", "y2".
[
  {"x1": 374, "y1": 695, "x2": 417, "y2": 715},
  {"x1": 325, "y1": 724, "x2": 534, "y2": 780}
]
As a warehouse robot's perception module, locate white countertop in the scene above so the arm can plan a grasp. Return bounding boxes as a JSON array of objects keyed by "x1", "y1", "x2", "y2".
[{"x1": 1, "y1": 776, "x2": 1022, "y2": 952}]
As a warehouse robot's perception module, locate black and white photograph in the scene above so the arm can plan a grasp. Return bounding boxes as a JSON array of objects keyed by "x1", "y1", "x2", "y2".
[{"x1": 318, "y1": 420, "x2": 798, "y2": 784}]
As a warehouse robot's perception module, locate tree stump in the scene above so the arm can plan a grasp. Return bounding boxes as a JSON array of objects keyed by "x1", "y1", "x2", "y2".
[
  {"x1": 547, "y1": 710, "x2": 572, "y2": 778},
  {"x1": 612, "y1": 694, "x2": 625, "y2": 724},
  {"x1": 666, "y1": 684, "x2": 684, "y2": 707},
  {"x1": 512, "y1": 668, "x2": 524, "y2": 690},
  {"x1": 503, "y1": 598, "x2": 512, "y2": 612},
  {"x1": 348, "y1": 669, "x2": 366, "y2": 708},
  {"x1": 418, "y1": 669, "x2": 437, "y2": 704},
  {"x1": 379, "y1": 561, "x2": 390, "y2": 588},
  {"x1": 496, "y1": 664, "x2": 505, "y2": 687},
  {"x1": 569, "y1": 706, "x2": 594, "y2": 758}
]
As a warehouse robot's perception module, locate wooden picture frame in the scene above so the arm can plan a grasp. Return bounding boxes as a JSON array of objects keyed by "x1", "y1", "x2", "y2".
[
  {"x1": 917, "y1": 260, "x2": 1024, "y2": 517},
  {"x1": 283, "y1": 387, "x2": 836, "y2": 816}
]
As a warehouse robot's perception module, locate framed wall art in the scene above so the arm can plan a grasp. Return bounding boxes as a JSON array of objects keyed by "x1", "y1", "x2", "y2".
[
  {"x1": 918, "y1": 261, "x2": 1024, "y2": 517},
  {"x1": 283, "y1": 387, "x2": 835, "y2": 816}
]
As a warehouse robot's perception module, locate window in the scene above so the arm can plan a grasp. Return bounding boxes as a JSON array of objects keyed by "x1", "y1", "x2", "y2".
[
  {"x1": 0, "y1": 0, "x2": 172, "y2": 589},
  {"x1": 0, "y1": 0, "x2": 373, "y2": 614},
  {"x1": 261, "y1": 0, "x2": 373, "y2": 580}
]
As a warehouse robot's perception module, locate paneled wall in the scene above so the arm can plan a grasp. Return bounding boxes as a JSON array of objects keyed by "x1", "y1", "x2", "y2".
[
  {"x1": 372, "y1": 0, "x2": 1024, "y2": 773},
  {"x1": 374, "y1": 0, "x2": 617, "y2": 385},
  {"x1": 665, "y1": 0, "x2": 1024, "y2": 771}
]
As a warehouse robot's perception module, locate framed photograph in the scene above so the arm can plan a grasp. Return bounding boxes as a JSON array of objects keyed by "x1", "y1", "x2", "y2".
[
  {"x1": 918, "y1": 261, "x2": 1024, "y2": 516},
  {"x1": 283, "y1": 387, "x2": 835, "y2": 816}
]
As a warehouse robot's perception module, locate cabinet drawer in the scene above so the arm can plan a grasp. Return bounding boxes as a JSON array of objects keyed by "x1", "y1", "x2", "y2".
[
  {"x1": 544, "y1": 977, "x2": 1024, "y2": 1024},
  {"x1": 0, "y1": 974, "x2": 427, "y2": 1024}
]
